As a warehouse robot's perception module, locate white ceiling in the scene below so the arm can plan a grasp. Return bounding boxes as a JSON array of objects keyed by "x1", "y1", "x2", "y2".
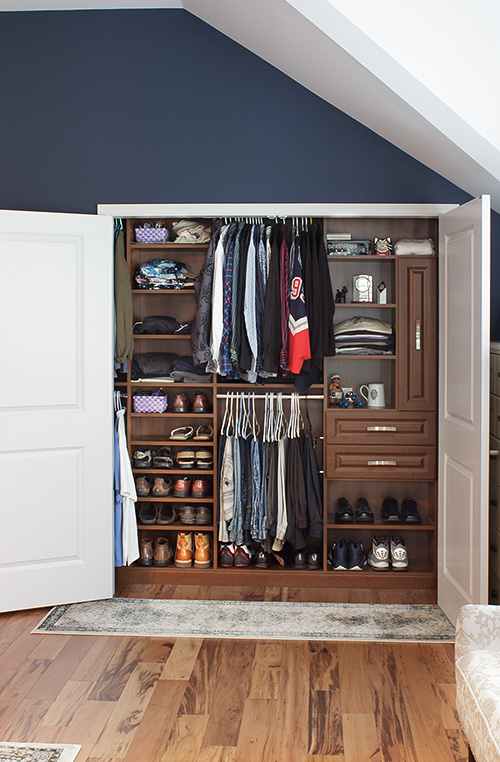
[{"x1": 2, "y1": 0, "x2": 500, "y2": 211}]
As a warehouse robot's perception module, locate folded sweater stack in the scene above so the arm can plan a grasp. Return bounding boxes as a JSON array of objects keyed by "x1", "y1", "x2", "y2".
[{"x1": 334, "y1": 316, "x2": 395, "y2": 355}]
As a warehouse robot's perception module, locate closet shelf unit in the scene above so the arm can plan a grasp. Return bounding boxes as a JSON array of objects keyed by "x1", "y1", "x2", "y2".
[{"x1": 115, "y1": 212, "x2": 438, "y2": 602}]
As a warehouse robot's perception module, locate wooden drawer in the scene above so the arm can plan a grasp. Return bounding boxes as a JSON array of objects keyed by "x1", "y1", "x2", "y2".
[
  {"x1": 490, "y1": 435, "x2": 500, "y2": 487},
  {"x1": 491, "y1": 479, "x2": 500, "y2": 533},
  {"x1": 491, "y1": 394, "x2": 500, "y2": 438},
  {"x1": 490, "y1": 524, "x2": 500, "y2": 578},
  {"x1": 491, "y1": 350, "x2": 500, "y2": 397},
  {"x1": 325, "y1": 446, "x2": 436, "y2": 481},
  {"x1": 325, "y1": 411, "x2": 436, "y2": 446}
]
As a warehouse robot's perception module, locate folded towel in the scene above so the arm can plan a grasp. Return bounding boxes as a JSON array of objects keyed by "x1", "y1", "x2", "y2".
[{"x1": 394, "y1": 239, "x2": 435, "y2": 256}]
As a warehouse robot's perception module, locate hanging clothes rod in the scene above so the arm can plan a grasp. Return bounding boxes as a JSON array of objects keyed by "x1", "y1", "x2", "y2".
[{"x1": 216, "y1": 393, "x2": 324, "y2": 400}]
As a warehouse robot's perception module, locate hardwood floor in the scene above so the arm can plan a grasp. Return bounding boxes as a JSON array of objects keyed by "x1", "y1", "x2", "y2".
[{"x1": 0, "y1": 585, "x2": 467, "y2": 762}]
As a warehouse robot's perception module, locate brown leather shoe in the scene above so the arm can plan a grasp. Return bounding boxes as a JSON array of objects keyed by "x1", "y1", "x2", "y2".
[
  {"x1": 172, "y1": 392, "x2": 190, "y2": 413},
  {"x1": 175, "y1": 532, "x2": 193, "y2": 567},
  {"x1": 192, "y1": 478, "x2": 212, "y2": 498},
  {"x1": 195, "y1": 505, "x2": 213, "y2": 525},
  {"x1": 152, "y1": 476, "x2": 173, "y2": 496},
  {"x1": 153, "y1": 537, "x2": 173, "y2": 567},
  {"x1": 135, "y1": 475, "x2": 152, "y2": 496},
  {"x1": 173, "y1": 476, "x2": 191, "y2": 497},
  {"x1": 194, "y1": 533, "x2": 211, "y2": 568},
  {"x1": 192, "y1": 391, "x2": 211, "y2": 413},
  {"x1": 139, "y1": 538, "x2": 153, "y2": 566}
]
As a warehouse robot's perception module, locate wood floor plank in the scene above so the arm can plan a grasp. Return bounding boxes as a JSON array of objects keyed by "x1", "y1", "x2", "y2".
[
  {"x1": 337, "y1": 643, "x2": 374, "y2": 715},
  {"x1": 309, "y1": 690, "x2": 343, "y2": 757},
  {"x1": 37, "y1": 699, "x2": 116, "y2": 758},
  {"x1": 342, "y1": 713, "x2": 381, "y2": 762},
  {"x1": 27, "y1": 636, "x2": 98, "y2": 702},
  {"x1": 140, "y1": 637, "x2": 175, "y2": 664},
  {"x1": 418, "y1": 643, "x2": 456, "y2": 683},
  {"x1": 0, "y1": 621, "x2": 47, "y2": 675},
  {"x1": 171, "y1": 585, "x2": 201, "y2": 599},
  {"x1": 197, "y1": 746, "x2": 237, "y2": 762},
  {"x1": 71, "y1": 636, "x2": 131, "y2": 682},
  {"x1": 0, "y1": 699, "x2": 52, "y2": 740},
  {"x1": 160, "y1": 713, "x2": 209, "y2": 762},
  {"x1": 263, "y1": 586, "x2": 283, "y2": 601},
  {"x1": 247, "y1": 642, "x2": 283, "y2": 699},
  {"x1": 233, "y1": 698, "x2": 276, "y2": 762},
  {"x1": 310, "y1": 645, "x2": 339, "y2": 691},
  {"x1": 0, "y1": 658, "x2": 51, "y2": 730},
  {"x1": 27, "y1": 634, "x2": 71, "y2": 661},
  {"x1": 88, "y1": 637, "x2": 151, "y2": 701},
  {"x1": 122, "y1": 680, "x2": 187, "y2": 762},
  {"x1": 179, "y1": 639, "x2": 226, "y2": 716},
  {"x1": 40, "y1": 679, "x2": 93, "y2": 727},
  {"x1": 433, "y1": 682, "x2": 462, "y2": 730},
  {"x1": 202, "y1": 640, "x2": 255, "y2": 747},
  {"x1": 161, "y1": 638, "x2": 203, "y2": 681},
  {"x1": 88, "y1": 661, "x2": 163, "y2": 759},
  {"x1": 269, "y1": 641, "x2": 310, "y2": 762}
]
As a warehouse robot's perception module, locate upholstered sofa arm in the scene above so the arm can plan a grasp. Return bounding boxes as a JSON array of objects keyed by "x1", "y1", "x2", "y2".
[{"x1": 456, "y1": 604, "x2": 500, "y2": 660}]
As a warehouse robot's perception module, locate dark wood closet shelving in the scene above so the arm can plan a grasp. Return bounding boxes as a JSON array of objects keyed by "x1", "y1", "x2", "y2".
[{"x1": 116, "y1": 214, "x2": 439, "y2": 602}]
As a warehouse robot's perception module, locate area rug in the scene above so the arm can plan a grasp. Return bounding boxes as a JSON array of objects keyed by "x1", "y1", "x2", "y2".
[
  {"x1": 33, "y1": 599, "x2": 455, "y2": 642},
  {"x1": 0, "y1": 742, "x2": 81, "y2": 761}
]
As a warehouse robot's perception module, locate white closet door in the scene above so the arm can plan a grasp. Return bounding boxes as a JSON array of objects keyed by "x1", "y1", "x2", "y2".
[
  {"x1": 0, "y1": 210, "x2": 114, "y2": 612},
  {"x1": 438, "y1": 196, "x2": 491, "y2": 623}
]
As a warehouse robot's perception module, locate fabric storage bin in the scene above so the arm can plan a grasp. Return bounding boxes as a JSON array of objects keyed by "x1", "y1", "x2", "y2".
[
  {"x1": 133, "y1": 391, "x2": 168, "y2": 413},
  {"x1": 135, "y1": 227, "x2": 169, "y2": 244}
]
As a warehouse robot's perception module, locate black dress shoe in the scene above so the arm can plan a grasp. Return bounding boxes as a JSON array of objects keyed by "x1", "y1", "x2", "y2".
[
  {"x1": 306, "y1": 550, "x2": 321, "y2": 570},
  {"x1": 293, "y1": 550, "x2": 307, "y2": 569},
  {"x1": 381, "y1": 497, "x2": 402, "y2": 523},
  {"x1": 335, "y1": 497, "x2": 355, "y2": 523},
  {"x1": 255, "y1": 550, "x2": 271, "y2": 568},
  {"x1": 354, "y1": 497, "x2": 374, "y2": 523},
  {"x1": 401, "y1": 497, "x2": 422, "y2": 524}
]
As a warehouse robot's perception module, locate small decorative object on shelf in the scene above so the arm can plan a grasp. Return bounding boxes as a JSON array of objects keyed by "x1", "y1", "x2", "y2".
[
  {"x1": 373, "y1": 237, "x2": 392, "y2": 256},
  {"x1": 377, "y1": 281, "x2": 388, "y2": 304},
  {"x1": 338, "y1": 389, "x2": 364, "y2": 408},
  {"x1": 327, "y1": 239, "x2": 371, "y2": 256},
  {"x1": 328, "y1": 374, "x2": 344, "y2": 406},
  {"x1": 335, "y1": 285, "x2": 348, "y2": 303},
  {"x1": 352, "y1": 274, "x2": 373, "y2": 302}
]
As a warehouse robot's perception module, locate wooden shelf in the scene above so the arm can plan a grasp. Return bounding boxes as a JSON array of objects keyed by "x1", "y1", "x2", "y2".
[
  {"x1": 328, "y1": 255, "x2": 397, "y2": 261},
  {"x1": 133, "y1": 334, "x2": 192, "y2": 339},
  {"x1": 137, "y1": 523, "x2": 214, "y2": 530},
  {"x1": 131, "y1": 412, "x2": 214, "y2": 419},
  {"x1": 132, "y1": 288, "x2": 195, "y2": 294},
  {"x1": 130, "y1": 243, "x2": 209, "y2": 250},
  {"x1": 133, "y1": 469, "x2": 214, "y2": 476},
  {"x1": 333, "y1": 354, "x2": 396, "y2": 360},
  {"x1": 136, "y1": 496, "x2": 214, "y2": 503},
  {"x1": 335, "y1": 303, "x2": 396, "y2": 308},
  {"x1": 326, "y1": 522, "x2": 434, "y2": 531},
  {"x1": 130, "y1": 381, "x2": 213, "y2": 387},
  {"x1": 131, "y1": 438, "x2": 214, "y2": 446}
]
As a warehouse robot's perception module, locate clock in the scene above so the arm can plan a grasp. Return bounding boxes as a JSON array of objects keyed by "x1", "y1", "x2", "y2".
[{"x1": 352, "y1": 274, "x2": 373, "y2": 302}]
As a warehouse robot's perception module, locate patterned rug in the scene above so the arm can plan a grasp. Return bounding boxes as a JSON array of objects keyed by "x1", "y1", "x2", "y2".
[
  {"x1": 0, "y1": 742, "x2": 80, "y2": 761},
  {"x1": 33, "y1": 599, "x2": 455, "y2": 642}
]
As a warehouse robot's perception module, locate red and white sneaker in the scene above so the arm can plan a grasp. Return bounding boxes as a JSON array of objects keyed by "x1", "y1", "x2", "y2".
[
  {"x1": 233, "y1": 544, "x2": 254, "y2": 567},
  {"x1": 218, "y1": 543, "x2": 235, "y2": 567}
]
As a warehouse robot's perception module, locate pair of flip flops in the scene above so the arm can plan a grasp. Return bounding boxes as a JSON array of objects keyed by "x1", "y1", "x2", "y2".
[
  {"x1": 175, "y1": 448, "x2": 213, "y2": 469},
  {"x1": 169, "y1": 425, "x2": 213, "y2": 441}
]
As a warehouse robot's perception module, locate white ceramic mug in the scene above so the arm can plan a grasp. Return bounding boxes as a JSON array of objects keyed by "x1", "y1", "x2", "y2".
[{"x1": 360, "y1": 383, "x2": 386, "y2": 408}]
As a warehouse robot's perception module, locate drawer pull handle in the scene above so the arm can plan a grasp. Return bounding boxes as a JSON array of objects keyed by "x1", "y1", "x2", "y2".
[
  {"x1": 491, "y1": 450, "x2": 500, "y2": 458},
  {"x1": 415, "y1": 320, "x2": 421, "y2": 350},
  {"x1": 366, "y1": 426, "x2": 397, "y2": 432},
  {"x1": 367, "y1": 460, "x2": 397, "y2": 466}
]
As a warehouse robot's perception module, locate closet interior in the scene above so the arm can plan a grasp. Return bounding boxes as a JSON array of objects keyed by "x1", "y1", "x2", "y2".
[{"x1": 114, "y1": 213, "x2": 438, "y2": 602}]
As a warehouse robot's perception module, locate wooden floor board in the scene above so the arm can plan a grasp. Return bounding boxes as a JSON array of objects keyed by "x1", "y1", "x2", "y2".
[{"x1": 0, "y1": 584, "x2": 466, "y2": 762}]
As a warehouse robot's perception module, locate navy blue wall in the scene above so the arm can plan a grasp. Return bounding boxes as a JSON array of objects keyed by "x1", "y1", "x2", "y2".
[{"x1": 0, "y1": 9, "x2": 498, "y2": 334}]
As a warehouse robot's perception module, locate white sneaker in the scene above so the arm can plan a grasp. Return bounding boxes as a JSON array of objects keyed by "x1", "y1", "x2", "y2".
[
  {"x1": 367, "y1": 536, "x2": 390, "y2": 570},
  {"x1": 390, "y1": 536, "x2": 408, "y2": 570}
]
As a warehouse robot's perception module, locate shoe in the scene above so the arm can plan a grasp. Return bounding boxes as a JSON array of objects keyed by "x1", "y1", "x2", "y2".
[
  {"x1": 138, "y1": 538, "x2": 153, "y2": 566},
  {"x1": 195, "y1": 505, "x2": 213, "y2": 525},
  {"x1": 390, "y1": 536, "x2": 408, "y2": 570},
  {"x1": 192, "y1": 478, "x2": 212, "y2": 498},
  {"x1": 152, "y1": 446, "x2": 174, "y2": 469},
  {"x1": 173, "y1": 476, "x2": 191, "y2": 498},
  {"x1": 156, "y1": 503, "x2": 177, "y2": 525},
  {"x1": 133, "y1": 449, "x2": 152, "y2": 469},
  {"x1": 152, "y1": 477, "x2": 173, "y2": 497},
  {"x1": 255, "y1": 550, "x2": 271, "y2": 568},
  {"x1": 219, "y1": 543, "x2": 235, "y2": 567},
  {"x1": 335, "y1": 498, "x2": 354, "y2": 523},
  {"x1": 368, "y1": 536, "x2": 390, "y2": 570},
  {"x1": 401, "y1": 497, "x2": 421, "y2": 524},
  {"x1": 328, "y1": 537, "x2": 348, "y2": 570},
  {"x1": 193, "y1": 424, "x2": 213, "y2": 441},
  {"x1": 348, "y1": 540, "x2": 366, "y2": 570},
  {"x1": 153, "y1": 537, "x2": 173, "y2": 567},
  {"x1": 178, "y1": 505, "x2": 196, "y2": 524},
  {"x1": 293, "y1": 550, "x2": 307, "y2": 569},
  {"x1": 233, "y1": 544, "x2": 254, "y2": 567},
  {"x1": 194, "y1": 533, "x2": 212, "y2": 568},
  {"x1": 137, "y1": 502, "x2": 157, "y2": 525},
  {"x1": 175, "y1": 449, "x2": 196, "y2": 469},
  {"x1": 306, "y1": 550, "x2": 321, "y2": 570},
  {"x1": 175, "y1": 532, "x2": 193, "y2": 567},
  {"x1": 135, "y1": 475, "x2": 152, "y2": 496},
  {"x1": 354, "y1": 498, "x2": 374, "y2": 523},
  {"x1": 192, "y1": 391, "x2": 211, "y2": 413},
  {"x1": 172, "y1": 392, "x2": 190, "y2": 413},
  {"x1": 381, "y1": 497, "x2": 402, "y2": 523},
  {"x1": 195, "y1": 449, "x2": 213, "y2": 469},
  {"x1": 169, "y1": 426, "x2": 194, "y2": 441}
]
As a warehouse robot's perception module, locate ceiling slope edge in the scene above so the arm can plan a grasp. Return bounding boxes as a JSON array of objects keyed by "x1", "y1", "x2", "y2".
[{"x1": 183, "y1": 0, "x2": 500, "y2": 212}]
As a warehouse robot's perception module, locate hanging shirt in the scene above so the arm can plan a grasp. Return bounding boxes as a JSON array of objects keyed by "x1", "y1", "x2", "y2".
[
  {"x1": 116, "y1": 408, "x2": 139, "y2": 566},
  {"x1": 288, "y1": 238, "x2": 311, "y2": 375}
]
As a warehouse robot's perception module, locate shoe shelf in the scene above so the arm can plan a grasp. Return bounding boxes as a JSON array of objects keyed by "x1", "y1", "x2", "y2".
[
  {"x1": 136, "y1": 523, "x2": 215, "y2": 531},
  {"x1": 129, "y1": 243, "x2": 210, "y2": 251},
  {"x1": 136, "y1": 496, "x2": 213, "y2": 503},
  {"x1": 326, "y1": 522, "x2": 434, "y2": 531},
  {"x1": 133, "y1": 468, "x2": 215, "y2": 476}
]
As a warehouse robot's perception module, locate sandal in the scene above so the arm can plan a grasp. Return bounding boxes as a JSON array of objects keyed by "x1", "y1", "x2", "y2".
[
  {"x1": 169, "y1": 426, "x2": 194, "y2": 441},
  {"x1": 193, "y1": 424, "x2": 213, "y2": 441},
  {"x1": 133, "y1": 449, "x2": 152, "y2": 469},
  {"x1": 195, "y1": 449, "x2": 213, "y2": 469},
  {"x1": 152, "y1": 446, "x2": 174, "y2": 469},
  {"x1": 175, "y1": 449, "x2": 196, "y2": 469}
]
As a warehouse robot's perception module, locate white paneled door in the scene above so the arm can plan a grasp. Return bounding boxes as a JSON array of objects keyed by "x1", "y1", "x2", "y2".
[
  {"x1": 438, "y1": 196, "x2": 491, "y2": 623},
  {"x1": 0, "y1": 210, "x2": 114, "y2": 612}
]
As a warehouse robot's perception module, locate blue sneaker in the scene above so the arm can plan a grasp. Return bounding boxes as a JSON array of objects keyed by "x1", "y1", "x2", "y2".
[
  {"x1": 328, "y1": 537, "x2": 348, "y2": 570},
  {"x1": 348, "y1": 540, "x2": 366, "y2": 570}
]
